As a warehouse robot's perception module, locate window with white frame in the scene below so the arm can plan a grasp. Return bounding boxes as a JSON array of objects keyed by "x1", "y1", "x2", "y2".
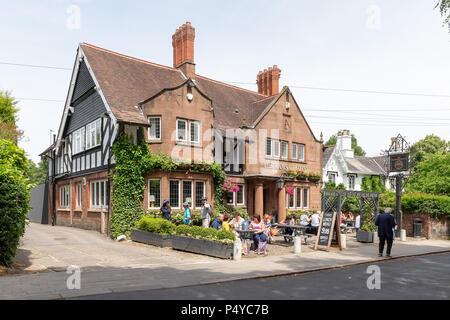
[
  {"x1": 90, "y1": 180, "x2": 108, "y2": 208},
  {"x1": 303, "y1": 188, "x2": 309, "y2": 208},
  {"x1": 292, "y1": 143, "x2": 298, "y2": 160},
  {"x1": 148, "y1": 117, "x2": 161, "y2": 140},
  {"x1": 190, "y1": 121, "x2": 200, "y2": 143},
  {"x1": 296, "y1": 188, "x2": 302, "y2": 208},
  {"x1": 281, "y1": 141, "x2": 288, "y2": 159},
  {"x1": 288, "y1": 192, "x2": 295, "y2": 208},
  {"x1": 176, "y1": 119, "x2": 187, "y2": 141},
  {"x1": 273, "y1": 139, "x2": 280, "y2": 158},
  {"x1": 195, "y1": 181, "x2": 205, "y2": 208},
  {"x1": 226, "y1": 184, "x2": 245, "y2": 206},
  {"x1": 59, "y1": 185, "x2": 70, "y2": 208},
  {"x1": 76, "y1": 183, "x2": 82, "y2": 208},
  {"x1": 169, "y1": 180, "x2": 180, "y2": 208},
  {"x1": 148, "y1": 179, "x2": 161, "y2": 208},
  {"x1": 86, "y1": 119, "x2": 101, "y2": 150},
  {"x1": 266, "y1": 138, "x2": 272, "y2": 156},
  {"x1": 348, "y1": 175, "x2": 356, "y2": 190},
  {"x1": 298, "y1": 144, "x2": 305, "y2": 161},
  {"x1": 182, "y1": 180, "x2": 193, "y2": 207}
]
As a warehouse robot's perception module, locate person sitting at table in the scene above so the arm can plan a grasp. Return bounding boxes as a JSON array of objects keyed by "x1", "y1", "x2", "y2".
[
  {"x1": 310, "y1": 211, "x2": 321, "y2": 235},
  {"x1": 263, "y1": 214, "x2": 273, "y2": 242},
  {"x1": 250, "y1": 215, "x2": 266, "y2": 251},
  {"x1": 347, "y1": 212, "x2": 354, "y2": 221},
  {"x1": 340, "y1": 212, "x2": 347, "y2": 227},
  {"x1": 222, "y1": 214, "x2": 231, "y2": 231},
  {"x1": 211, "y1": 214, "x2": 224, "y2": 230},
  {"x1": 300, "y1": 211, "x2": 311, "y2": 227},
  {"x1": 281, "y1": 215, "x2": 295, "y2": 236},
  {"x1": 231, "y1": 212, "x2": 244, "y2": 230}
]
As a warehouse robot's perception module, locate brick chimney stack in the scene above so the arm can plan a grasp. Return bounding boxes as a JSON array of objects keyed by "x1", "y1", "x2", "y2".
[
  {"x1": 257, "y1": 66, "x2": 281, "y2": 96},
  {"x1": 172, "y1": 22, "x2": 195, "y2": 77}
]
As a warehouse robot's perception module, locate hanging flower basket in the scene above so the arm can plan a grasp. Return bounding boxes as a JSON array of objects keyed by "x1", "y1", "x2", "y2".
[
  {"x1": 308, "y1": 173, "x2": 321, "y2": 183},
  {"x1": 222, "y1": 178, "x2": 240, "y2": 193},
  {"x1": 285, "y1": 169, "x2": 298, "y2": 178},
  {"x1": 285, "y1": 186, "x2": 295, "y2": 195},
  {"x1": 296, "y1": 171, "x2": 308, "y2": 180}
]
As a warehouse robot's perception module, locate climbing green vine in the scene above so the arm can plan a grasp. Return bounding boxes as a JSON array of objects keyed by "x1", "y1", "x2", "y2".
[{"x1": 110, "y1": 133, "x2": 226, "y2": 239}]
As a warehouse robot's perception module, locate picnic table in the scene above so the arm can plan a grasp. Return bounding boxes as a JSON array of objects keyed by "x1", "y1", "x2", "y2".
[
  {"x1": 271, "y1": 224, "x2": 311, "y2": 244},
  {"x1": 235, "y1": 229, "x2": 257, "y2": 240},
  {"x1": 340, "y1": 221, "x2": 356, "y2": 233}
]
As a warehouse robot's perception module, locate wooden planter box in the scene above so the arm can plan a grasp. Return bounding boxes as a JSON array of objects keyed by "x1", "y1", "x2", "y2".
[
  {"x1": 172, "y1": 235, "x2": 234, "y2": 259},
  {"x1": 356, "y1": 230, "x2": 374, "y2": 243},
  {"x1": 131, "y1": 229, "x2": 173, "y2": 247}
]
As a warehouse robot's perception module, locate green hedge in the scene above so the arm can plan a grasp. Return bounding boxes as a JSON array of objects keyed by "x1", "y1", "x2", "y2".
[
  {"x1": 136, "y1": 217, "x2": 235, "y2": 243},
  {"x1": 380, "y1": 192, "x2": 450, "y2": 219},
  {"x1": 137, "y1": 216, "x2": 175, "y2": 235},
  {"x1": 0, "y1": 140, "x2": 31, "y2": 267}
]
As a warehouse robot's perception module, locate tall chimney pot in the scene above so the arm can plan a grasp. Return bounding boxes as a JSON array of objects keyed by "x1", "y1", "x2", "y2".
[{"x1": 256, "y1": 65, "x2": 281, "y2": 96}]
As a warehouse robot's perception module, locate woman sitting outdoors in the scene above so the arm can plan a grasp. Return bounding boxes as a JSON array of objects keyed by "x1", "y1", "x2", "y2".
[
  {"x1": 222, "y1": 214, "x2": 231, "y2": 231},
  {"x1": 250, "y1": 215, "x2": 267, "y2": 249}
]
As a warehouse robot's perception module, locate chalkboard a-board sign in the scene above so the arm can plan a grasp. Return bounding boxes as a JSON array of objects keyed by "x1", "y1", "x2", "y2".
[{"x1": 314, "y1": 211, "x2": 342, "y2": 251}]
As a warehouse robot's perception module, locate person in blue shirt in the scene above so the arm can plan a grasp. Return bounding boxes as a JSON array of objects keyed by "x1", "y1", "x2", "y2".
[
  {"x1": 211, "y1": 214, "x2": 224, "y2": 230},
  {"x1": 182, "y1": 202, "x2": 191, "y2": 225}
]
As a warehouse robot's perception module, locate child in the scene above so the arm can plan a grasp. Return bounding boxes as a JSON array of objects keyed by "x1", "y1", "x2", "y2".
[{"x1": 182, "y1": 202, "x2": 191, "y2": 225}]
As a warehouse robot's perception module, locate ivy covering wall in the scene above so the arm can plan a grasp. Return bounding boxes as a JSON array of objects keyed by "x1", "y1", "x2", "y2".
[{"x1": 110, "y1": 134, "x2": 226, "y2": 239}]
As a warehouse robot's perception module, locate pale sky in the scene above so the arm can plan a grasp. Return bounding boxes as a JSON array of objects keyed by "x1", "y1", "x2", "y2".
[{"x1": 0, "y1": 0, "x2": 449, "y2": 163}]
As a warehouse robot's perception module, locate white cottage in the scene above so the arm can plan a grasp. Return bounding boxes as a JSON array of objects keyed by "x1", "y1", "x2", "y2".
[{"x1": 322, "y1": 130, "x2": 395, "y2": 191}]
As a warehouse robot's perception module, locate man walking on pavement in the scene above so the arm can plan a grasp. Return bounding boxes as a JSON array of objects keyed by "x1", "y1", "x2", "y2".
[
  {"x1": 375, "y1": 207, "x2": 397, "y2": 258},
  {"x1": 201, "y1": 196, "x2": 213, "y2": 228}
]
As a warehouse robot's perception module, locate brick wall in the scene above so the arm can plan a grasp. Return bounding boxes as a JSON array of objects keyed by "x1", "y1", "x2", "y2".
[{"x1": 403, "y1": 213, "x2": 450, "y2": 239}]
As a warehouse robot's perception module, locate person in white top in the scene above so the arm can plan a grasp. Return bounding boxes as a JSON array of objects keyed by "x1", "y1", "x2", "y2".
[
  {"x1": 310, "y1": 211, "x2": 321, "y2": 235},
  {"x1": 355, "y1": 214, "x2": 361, "y2": 232},
  {"x1": 231, "y1": 212, "x2": 244, "y2": 230},
  {"x1": 300, "y1": 211, "x2": 311, "y2": 227}
]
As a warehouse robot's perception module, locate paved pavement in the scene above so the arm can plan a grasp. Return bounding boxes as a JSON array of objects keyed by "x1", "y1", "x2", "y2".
[
  {"x1": 1, "y1": 223, "x2": 450, "y2": 299},
  {"x1": 73, "y1": 252, "x2": 450, "y2": 300}
]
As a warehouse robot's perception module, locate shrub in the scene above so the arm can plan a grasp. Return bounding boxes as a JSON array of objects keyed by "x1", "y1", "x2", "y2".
[
  {"x1": 380, "y1": 192, "x2": 450, "y2": 219},
  {"x1": 0, "y1": 163, "x2": 31, "y2": 266},
  {"x1": 175, "y1": 224, "x2": 191, "y2": 236},
  {"x1": 216, "y1": 229, "x2": 236, "y2": 241},
  {"x1": 136, "y1": 217, "x2": 175, "y2": 235}
]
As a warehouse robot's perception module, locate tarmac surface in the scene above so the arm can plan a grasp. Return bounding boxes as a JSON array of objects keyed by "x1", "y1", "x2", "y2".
[
  {"x1": 1, "y1": 223, "x2": 449, "y2": 299},
  {"x1": 73, "y1": 252, "x2": 450, "y2": 300}
]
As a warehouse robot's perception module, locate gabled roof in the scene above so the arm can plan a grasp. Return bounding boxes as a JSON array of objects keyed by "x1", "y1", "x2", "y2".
[
  {"x1": 194, "y1": 75, "x2": 270, "y2": 130},
  {"x1": 81, "y1": 43, "x2": 282, "y2": 131},
  {"x1": 323, "y1": 145, "x2": 335, "y2": 167},
  {"x1": 344, "y1": 155, "x2": 387, "y2": 175},
  {"x1": 81, "y1": 43, "x2": 185, "y2": 125}
]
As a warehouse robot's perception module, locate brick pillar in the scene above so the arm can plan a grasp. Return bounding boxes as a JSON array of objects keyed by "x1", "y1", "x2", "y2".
[
  {"x1": 254, "y1": 183, "x2": 264, "y2": 218},
  {"x1": 278, "y1": 186, "x2": 286, "y2": 222}
]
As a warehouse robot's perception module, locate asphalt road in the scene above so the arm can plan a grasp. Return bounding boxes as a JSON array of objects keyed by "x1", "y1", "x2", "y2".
[{"x1": 73, "y1": 252, "x2": 450, "y2": 300}]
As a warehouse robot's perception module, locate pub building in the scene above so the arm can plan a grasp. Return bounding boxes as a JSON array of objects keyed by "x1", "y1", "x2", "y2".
[{"x1": 41, "y1": 22, "x2": 323, "y2": 233}]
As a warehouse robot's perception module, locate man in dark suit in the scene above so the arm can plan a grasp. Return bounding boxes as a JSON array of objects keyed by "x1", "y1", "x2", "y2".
[{"x1": 375, "y1": 207, "x2": 397, "y2": 258}]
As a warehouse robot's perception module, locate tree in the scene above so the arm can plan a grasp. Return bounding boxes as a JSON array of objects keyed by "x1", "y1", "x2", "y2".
[
  {"x1": 408, "y1": 134, "x2": 449, "y2": 169},
  {"x1": 361, "y1": 176, "x2": 386, "y2": 193},
  {"x1": 0, "y1": 91, "x2": 22, "y2": 144},
  {"x1": 407, "y1": 153, "x2": 450, "y2": 195},
  {"x1": 436, "y1": 0, "x2": 450, "y2": 32},
  {"x1": 325, "y1": 133, "x2": 366, "y2": 156},
  {"x1": 27, "y1": 158, "x2": 48, "y2": 185}
]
